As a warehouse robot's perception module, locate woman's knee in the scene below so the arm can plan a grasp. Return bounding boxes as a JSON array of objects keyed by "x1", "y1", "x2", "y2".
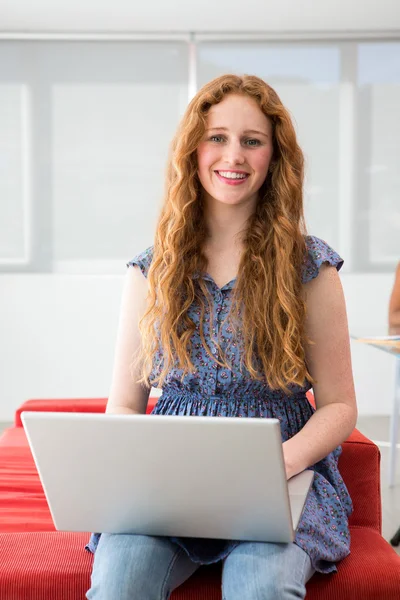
[
  {"x1": 223, "y1": 573, "x2": 306, "y2": 600},
  {"x1": 222, "y1": 542, "x2": 310, "y2": 600},
  {"x1": 86, "y1": 533, "x2": 196, "y2": 600}
]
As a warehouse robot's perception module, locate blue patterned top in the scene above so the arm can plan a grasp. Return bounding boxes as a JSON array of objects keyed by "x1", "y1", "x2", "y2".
[{"x1": 86, "y1": 235, "x2": 352, "y2": 574}]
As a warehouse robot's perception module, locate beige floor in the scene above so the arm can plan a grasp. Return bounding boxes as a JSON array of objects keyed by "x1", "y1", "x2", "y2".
[{"x1": 0, "y1": 417, "x2": 399, "y2": 555}]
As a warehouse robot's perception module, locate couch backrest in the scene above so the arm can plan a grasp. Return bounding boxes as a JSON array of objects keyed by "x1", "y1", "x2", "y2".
[{"x1": 15, "y1": 397, "x2": 159, "y2": 427}]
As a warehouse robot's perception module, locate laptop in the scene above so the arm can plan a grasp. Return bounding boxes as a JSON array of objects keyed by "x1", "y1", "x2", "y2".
[{"x1": 21, "y1": 412, "x2": 314, "y2": 544}]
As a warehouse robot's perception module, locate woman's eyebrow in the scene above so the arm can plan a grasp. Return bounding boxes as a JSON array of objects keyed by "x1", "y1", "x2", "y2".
[{"x1": 206, "y1": 127, "x2": 269, "y2": 138}]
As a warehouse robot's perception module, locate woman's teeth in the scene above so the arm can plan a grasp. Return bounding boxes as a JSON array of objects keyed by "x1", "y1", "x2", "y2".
[{"x1": 217, "y1": 171, "x2": 248, "y2": 180}]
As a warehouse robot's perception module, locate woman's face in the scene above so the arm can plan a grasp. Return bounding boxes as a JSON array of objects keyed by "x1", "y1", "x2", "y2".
[{"x1": 196, "y1": 93, "x2": 274, "y2": 210}]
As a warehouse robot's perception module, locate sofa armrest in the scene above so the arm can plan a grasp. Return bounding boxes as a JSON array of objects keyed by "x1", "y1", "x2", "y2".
[{"x1": 340, "y1": 429, "x2": 381, "y2": 532}]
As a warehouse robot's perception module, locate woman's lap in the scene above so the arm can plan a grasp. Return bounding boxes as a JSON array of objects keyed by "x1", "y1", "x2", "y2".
[{"x1": 86, "y1": 534, "x2": 315, "y2": 600}]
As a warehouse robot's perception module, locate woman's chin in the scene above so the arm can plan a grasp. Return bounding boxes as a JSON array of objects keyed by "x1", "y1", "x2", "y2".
[{"x1": 210, "y1": 192, "x2": 258, "y2": 207}]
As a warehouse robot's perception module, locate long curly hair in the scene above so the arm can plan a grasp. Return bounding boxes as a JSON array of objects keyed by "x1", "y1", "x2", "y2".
[{"x1": 136, "y1": 74, "x2": 314, "y2": 393}]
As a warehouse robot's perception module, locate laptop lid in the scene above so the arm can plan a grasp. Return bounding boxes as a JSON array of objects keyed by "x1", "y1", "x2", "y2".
[{"x1": 22, "y1": 412, "x2": 313, "y2": 544}]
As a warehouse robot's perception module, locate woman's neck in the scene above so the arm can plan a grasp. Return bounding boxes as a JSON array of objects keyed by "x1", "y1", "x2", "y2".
[{"x1": 203, "y1": 197, "x2": 256, "y2": 251}]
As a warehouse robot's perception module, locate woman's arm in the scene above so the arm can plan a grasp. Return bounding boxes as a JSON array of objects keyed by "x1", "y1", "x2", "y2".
[
  {"x1": 389, "y1": 262, "x2": 400, "y2": 334},
  {"x1": 106, "y1": 266, "x2": 151, "y2": 415},
  {"x1": 282, "y1": 264, "x2": 358, "y2": 479}
]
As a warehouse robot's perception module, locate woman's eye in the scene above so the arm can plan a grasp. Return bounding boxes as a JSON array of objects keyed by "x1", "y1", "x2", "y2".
[{"x1": 208, "y1": 136, "x2": 261, "y2": 146}]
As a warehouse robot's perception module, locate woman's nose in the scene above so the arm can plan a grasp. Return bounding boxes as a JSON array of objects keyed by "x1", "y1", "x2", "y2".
[{"x1": 223, "y1": 141, "x2": 245, "y2": 165}]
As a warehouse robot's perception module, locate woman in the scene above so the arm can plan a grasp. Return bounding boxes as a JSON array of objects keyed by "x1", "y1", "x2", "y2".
[{"x1": 86, "y1": 74, "x2": 357, "y2": 599}]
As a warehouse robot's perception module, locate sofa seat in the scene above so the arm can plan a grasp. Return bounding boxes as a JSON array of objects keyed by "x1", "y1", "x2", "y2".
[
  {"x1": 0, "y1": 527, "x2": 399, "y2": 600},
  {"x1": 0, "y1": 427, "x2": 55, "y2": 534},
  {"x1": 0, "y1": 397, "x2": 399, "y2": 599}
]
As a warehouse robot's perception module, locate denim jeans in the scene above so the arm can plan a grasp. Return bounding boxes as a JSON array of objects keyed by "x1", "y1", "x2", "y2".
[{"x1": 86, "y1": 534, "x2": 315, "y2": 600}]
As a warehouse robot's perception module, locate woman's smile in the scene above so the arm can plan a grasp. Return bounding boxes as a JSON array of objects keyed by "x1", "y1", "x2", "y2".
[{"x1": 214, "y1": 170, "x2": 250, "y2": 186}]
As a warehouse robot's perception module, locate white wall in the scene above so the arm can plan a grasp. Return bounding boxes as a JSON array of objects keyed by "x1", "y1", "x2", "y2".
[
  {"x1": 0, "y1": 272, "x2": 397, "y2": 422},
  {"x1": 0, "y1": 0, "x2": 399, "y2": 34},
  {"x1": 0, "y1": 275, "x2": 123, "y2": 422}
]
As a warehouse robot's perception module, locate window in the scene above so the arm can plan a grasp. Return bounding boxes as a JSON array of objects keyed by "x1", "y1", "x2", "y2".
[
  {"x1": 1, "y1": 38, "x2": 398, "y2": 273},
  {"x1": 0, "y1": 83, "x2": 29, "y2": 265},
  {"x1": 0, "y1": 41, "x2": 189, "y2": 273},
  {"x1": 355, "y1": 42, "x2": 400, "y2": 270}
]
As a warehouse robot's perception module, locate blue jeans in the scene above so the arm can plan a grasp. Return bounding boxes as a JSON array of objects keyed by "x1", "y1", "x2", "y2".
[{"x1": 86, "y1": 534, "x2": 315, "y2": 599}]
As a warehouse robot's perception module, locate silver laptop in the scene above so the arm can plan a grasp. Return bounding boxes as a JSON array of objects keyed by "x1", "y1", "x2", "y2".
[{"x1": 21, "y1": 412, "x2": 314, "y2": 544}]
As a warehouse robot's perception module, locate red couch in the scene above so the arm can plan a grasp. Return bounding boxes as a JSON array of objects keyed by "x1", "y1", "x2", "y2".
[{"x1": 0, "y1": 396, "x2": 399, "y2": 599}]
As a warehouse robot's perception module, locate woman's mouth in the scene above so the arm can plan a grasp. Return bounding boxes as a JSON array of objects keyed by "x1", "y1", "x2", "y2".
[{"x1": 214, "y1": 170, "x2": 250, "y2": 186}]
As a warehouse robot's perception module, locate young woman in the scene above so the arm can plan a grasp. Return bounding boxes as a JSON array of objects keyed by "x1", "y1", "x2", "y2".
[{"x1": 86, "y1": 74, "x2": 357, "y2": 600}]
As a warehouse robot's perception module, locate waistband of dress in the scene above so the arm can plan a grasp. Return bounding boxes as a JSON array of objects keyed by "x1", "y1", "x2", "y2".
[{"x1": 159, "y1": 388, "x2": 309, "y2": 403}]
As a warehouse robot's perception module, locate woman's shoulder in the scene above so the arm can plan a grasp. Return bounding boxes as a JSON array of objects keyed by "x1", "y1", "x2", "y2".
[
  {"x1": 301, "y1": 235, "x2": 344, "y2": 284},
  {"x1": 126, "y1": 246, "x2": 154, "y2": 278},
  {"x1": 126, "y1": 238, "x2": 343, "y2": 283}
]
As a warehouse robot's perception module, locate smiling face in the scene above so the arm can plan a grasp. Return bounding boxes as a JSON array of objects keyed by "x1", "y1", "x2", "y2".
[{"x1": 196, "y1": 93, "x2": 274, "y2": 210}]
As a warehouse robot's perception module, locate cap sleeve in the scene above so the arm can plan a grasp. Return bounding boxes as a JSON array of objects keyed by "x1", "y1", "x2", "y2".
[
  {"x1": 126, "y1": 246, "x2": 154, "y2": 278},
  {"x1": 302, "y1": 236, "x2": 344, "y2": 284}
]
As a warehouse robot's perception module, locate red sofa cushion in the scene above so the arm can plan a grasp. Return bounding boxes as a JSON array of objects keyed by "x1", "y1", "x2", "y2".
[
  {"x1": 305, "y1": 527, "x2": 400, "y2": 599},
  {"x1": 0, "y1": 528, "x2": 399, "y2": 600},
  {"x1": 0, "y1": 531, "x2": 93, "y2": 600},
  {"x1": 0, "y1": 427, "x2": 54, "y2": 533}
]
